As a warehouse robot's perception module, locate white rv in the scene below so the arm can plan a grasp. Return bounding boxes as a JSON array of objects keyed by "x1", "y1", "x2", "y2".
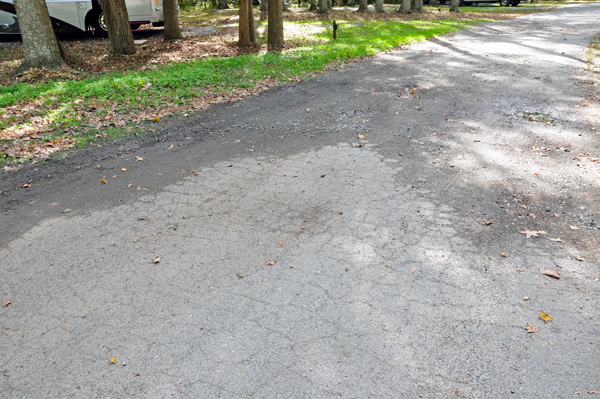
[{"x1": 0, "y1": 0, "x2": 166, "y2": 36}]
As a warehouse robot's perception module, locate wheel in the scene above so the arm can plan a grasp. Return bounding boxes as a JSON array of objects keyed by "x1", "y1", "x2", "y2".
[
  {"x1": 130, "y1": 23, "x2": 141, "y2": 30},
  {"x1": 510, "y1": 0, "x2": 520, "y2": 5},
  {"x1": 499, "y1": 0, "x2": 510, "y2": 6},
  {"x1": 91, "y1": 10, "x2": 108, "y2": 37}
]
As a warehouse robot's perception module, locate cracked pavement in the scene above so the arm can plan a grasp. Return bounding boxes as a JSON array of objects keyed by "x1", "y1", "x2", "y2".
[{"x1": 1, "y1": 4, "x2": 600, "y2": 398}]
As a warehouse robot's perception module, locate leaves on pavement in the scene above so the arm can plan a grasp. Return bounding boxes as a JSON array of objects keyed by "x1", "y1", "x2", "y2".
[
  {"x1": 540, "y1": 268, "x2": 560, "y2": 279},
  {"x1": 523, "y1": 323, "x2": 539, "y2": 333},
  {"x1": 539, "y1": 310, "x2": 553, "y2": 323}
]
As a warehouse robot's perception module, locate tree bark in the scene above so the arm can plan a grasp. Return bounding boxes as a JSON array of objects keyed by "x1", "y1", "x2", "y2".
[
  {"x1": 217, "y1": 0, "x2": 229, "y2": 8},
  {"x1": 164, "y1": 0, "x2": 182, "y2": 40},
  {"x1": 101, "y1": 0, "x2": 136, "y2": 56},
  {"x1": 375, "y1": 0, "x2": 384, "y2": 12},
  {"x1": 398, "y1": 0, "x2": 410, "y2": 13},
  {"x1": 449, "y1": 0, "x2": 459, "y2": 11},
  {"x1": 238, "y1": 0, "x2": 251, "y2": 47},
  {"x1": 327, "y1": 0, "x2": 332, "y2": 9},
  {"x1": 357, "y1": 0, "x2": 367, "y2": 11},
  {"x1": 282, "y1": 0, "x2": 289, "y2": 11},
  {"x1": 410, "y1": 0, "x2": 422, "y2": 11},
  {"x1": 267, "y1": 0, "x2": 284, "y2": 51},
  {"x1": 248, "y1": 0, "x2": 255, "y2": 42},
  {"x1": 309, "y1": 0, "x2": 318, "y2": 10},
  {"x1": 318, "y1": 0, "x2": 327, "y2": 13},
  {"x1": 12, "y1": 0, "x2": 65, "y2": 71},
  {"x1": 260, "y1": 0, "x2": 268, "y2": 20}
]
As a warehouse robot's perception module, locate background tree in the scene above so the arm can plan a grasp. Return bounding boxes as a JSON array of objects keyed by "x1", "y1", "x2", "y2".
[
  {"x1": 101, "y1": 0, "x2": 136, "y2": 55},
  {"x1": 450, "y1": 0, "x2": 459, "y2": 11},
  {"x1": 217, "y1": 0, "x2": 229, "y2": 9},
  {"x1": 318, "y1": 0, "x2": 328, "y2": 13},
  {"x1": 260, "y1": 0, "x2": 268, "y2": 20},
  {"x1": 327, "y1": 0, "x2": 332, "y2": 9},
  {"x1": 282, "y1": 0, "x2": 289, "y2": 11},
  {"x1": 309, "y1": 0, "x2": 317, "y2": 11},
  {"x1": 398, "y1": 0, "x2": 410, "y2": 13},
  {"x1": 375, "y1": 0, "x2": 384, "y2": 12},
  {"x1": 410, "y1": 0, "x2": 422, "y2": 11},
  {"x1": 12, "y1": 0, "x2": 65, "y2": 72},
  {"x1": 267, "y1": 0, "x2": 284, "y2": 50},
  {"x1": 164, "y1": 0, "x2": 183, "y2": 40},
  {"x1": 357, "y1": 0, "x2": 367, "y2": 12},
  {"x1": 238, "y1": 0, "x2": 255, "y2": 47}
]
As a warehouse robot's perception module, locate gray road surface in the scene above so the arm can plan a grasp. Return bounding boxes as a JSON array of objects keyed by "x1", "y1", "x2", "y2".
[{"x1": 1, "y1": 4, "x2": 600, "y2": 398}]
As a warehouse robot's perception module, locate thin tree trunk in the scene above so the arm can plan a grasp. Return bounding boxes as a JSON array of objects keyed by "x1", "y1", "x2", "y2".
[
  {"x1": 282, "y1": 0, "x2": 289, "y2": 10},
  {"x1": 375, "y1": 0, "x2": 384, "y2": 12},
  {"x1": 410, "y1": 0, "x2": 422, "y2": 11},
  {"x1": 357, "y1": 0, "x2": 367, "y2": 11},
  {"x1": 267, "y1": 0, "x2": 284, "y2": 51},
  {"x1": 217, "y1": 0, "x2": 229, "y2": 8},
  {"x1": 347, "y1": 0, "x2": 354, "y2": 5},
  {"x1": 318, "y1": 0, "x2": 327, "y2": 13},
  {"x1": 102, "y1": 0, "x2": 136, "y2": 56},
  {"x1": 449, "y1": 0, "x2": 459, "y2": 11},
  {"x1": 238, "y1": 0, "x2": 251, "y2": 46},
  {"x1": 164, "y1": 0, "x2": 182, "y2": 40},
  {"x1": 398, "y1": 0, "x2": 410, "y2": 13},
  {"x1": 309, "y1": 0, "x2": 318, "y2": 10},
  {"x1": 260, "y1": 0, "x2": 268, "y2": 20},
  {"x1": 248, "y1": 0, "x2": 255, "y2": 42},
  {"x1": 327, "y1": 0, "x2": 332, "y2": 9},
  {"x1": 12, "y1": 0, "x2": 65, "y2": 71}
]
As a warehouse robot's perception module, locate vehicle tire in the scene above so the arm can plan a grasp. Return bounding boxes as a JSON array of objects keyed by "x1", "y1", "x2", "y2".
[
  {"x1": 510, "y1": 0, "x2": 520, "y2": 5},
  {"x1": 91, "y1": 10, "x2": 108, "y2": 37},
  {"x1": 499, "y1": 0, "x2": 510, "y2": 6},
  {"x1": 130, "y1": 23, "x2": 141, "y2": 30}
]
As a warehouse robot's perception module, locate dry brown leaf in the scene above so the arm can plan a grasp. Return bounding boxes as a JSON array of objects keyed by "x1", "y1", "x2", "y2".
[
  {"x1": 589, "y1": 390, "x2": 599, "y2": 394},
  {"x1": 519, "y1": 229, "x2": 547, "y2": 238},
  {"x1": 127, "y1": 184, "x2": 133, "y2": 188},
  {"x1": 549, "y1": 237, "x2": 563, "y2": 242},
  {"x1": 416, "y1": 178, "x2": 428, "y2": 183},
  {"x1": 136, "y1": 155, "x2": 143, "y2": 161},
  {"x1": 523, "y1": 323, "x2": 539, "y2": 333},
  {"x1": 99, "y1": 177, "x2": 108, "y2": 184},
  {"x1": 354, "y1": 142, "x2": 363, "y2": 148},
  {"x1": 168, "y1": 144, "x2": 173, "y2": 150},
  {"x1": 501, "y1": 252, "x2": 509, "y2": 258},
  {"x1": 122, "y1": 168, "x2": 127, "y2": 172},
  {"x1": 540, "y1": 268, "x2": 560, "y2": 279},
  {"x1": 575, "y1": 256, "x2": 585, "y2": 262},
  {"x1": 358, "y1": 133, "x2": 367, "y2": 139},
  {"x1": 570, "y1": 225, "x2": 580, "y2": 230},
  {"x1": 152, "y1": 256, "x2": 160, "y2": 264},
  {"x1": 192, "y1": 171, "x2": 202, "y2": 175},
  {"x1": 539, "y1": 310, "x2": 552, "y2": 323},
  {"x1": 2, "y1": 300, "x2": 10, "y2": 308},
  {"x1": 134, "y1": 372, "x2": 140, "y2": 377},
  {"x1": 411, "y1": 268, "x2": 416, "y2": 273},
  {"x1": 265, "y1": 260, "x2": 276, "y2": 266},
  {"x1": 523, "y1": 296, "x2": 530, "y2": 300},
  {"x1": 476, "y1": 217, "x2": 493, "y2": 225}
]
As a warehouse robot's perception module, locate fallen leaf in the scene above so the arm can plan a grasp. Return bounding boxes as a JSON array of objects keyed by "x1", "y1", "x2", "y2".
[
  {"x1": 168, "y1": 144, "x2": 173, "y2": 150},
  {"x1": 134, "y1": 372, "x2": 140, "y2": 377},
  {"x1": 22, "y1": 182, "x2": 31, "y2": 188},
  {"x1": 473, "y1": 139, "x2": 481, "y2": 142},
  {"x1": 575, "y1": 256, "x2": 585, "y2": 262},
  {"x1": 110, "y1": 355, "x2": 117, "y2": 364},
  {"x1": 358, "y1": 133, "x2": 367, "y2": 139},
  {"x1": 127, "y1": 184, "x2": 133, "y2": 188},
  {"x1": 192, "y1": 171, "x2": 202, "y2": 175},
  {"x1": 519, "y1": 229, "x2": 547, "y2": 239},
  {"x1": 523, "y1": 296, "x2": 530, "y2": 300},
  {"x1": 539, "y1": 310, "x2": 552, "y2": 323},
  {"x1": 236, "y1": 273, "x2": 244, "y2": 279},
  {"x1": 416, "y1": 178, "x2": 428, "y2": 183},
  {"x1": 279, "y1": 242, "x2": 283, "y2": 247},
  {"x1": 540, "y1": 268, "x2": 560, "y2": 279},
  {"x1": 99, "y1": 177, "x2": 108, "y2": 184},
  {"x1": 2, "y1": 300, "x2": 10, "y2": 308},
  {"x1": 589, "y1": 390, "x2": 599, "y2": 394},
  {"x1": 548, "y1": 237, "x2": 563, "y2": 242},
  {"x1": 354, "y1": 142, "x2": 363, "y2": 148},
  {"x1": 265, "y1": 260, "x2": 276, "y2": 266},
  {"x1": 523, "y1": 323, "x2": 539, "y2": 333},
  {"x1": 136, "y1": 156, "x2": 143, "y2": 161},
  {"x1": 152, "y1": 256, "x2": 160, "y2": 264},
  {"x1": 62, "y1": 209, "x2": 72, "y2": 213},
  {"x1": 501, "y1": 252, "x2": 509, "y2": 257},
  {"x1": 553, "y1": 213, "x2": 560, "y2": 218},
  {"x1": 155, "y1": 116, "x2": 161, "y2": 122},
  {"x1": 570, "y1": 225, "x2": 580, "y2": 230},
  {"x1": 122, "y1": 168, "x2": 127, "y2": 172},
  {"x1": 475, "y1": 218, "x2": 493, "y2": 225}
]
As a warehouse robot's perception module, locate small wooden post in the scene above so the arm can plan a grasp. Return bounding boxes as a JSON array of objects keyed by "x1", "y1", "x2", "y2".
[{"x1": 333, "y1": 20, "x2": 338, "y2": 40}]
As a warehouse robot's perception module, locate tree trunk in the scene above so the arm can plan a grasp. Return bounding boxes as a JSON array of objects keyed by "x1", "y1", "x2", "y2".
[
  {"x1": 449, "y1": 0, "x2": 459, "y2": 11},
  {"x1": 282, "y1": 0, "x2": 289, "y2": 11},
  {"x1": 248, "y1": 0, "x2": 255, "y2": 42},
  {"x1": 357, "y1": 0, "x2": 367, "y2": 11},
  {"x1": 309, "y1": 0, "x2": 318, "y2": 10},
  {"x1": 347, "y1": 0, "x2": 354, "y2": 5},
  {"x1": 318, "y1": 0, "x2": 327, "y2": 13},
  {"x1": 327, "y1": 0, "x2": 332, "y2": 9},
  {"x1": 238, "y1": 0, "x2": 251, "y2": 46},
  {"x1": 267, "y1": 0, "x2": 284, "y2": 51},
  {"x1": 101, "y1": 0, "x2": 136, "y2": 56},
  {"x1": 217, "y1": 0, "x2": 229, "y2": 9},
  {"x1": 375, "y1": 0, "x2": 384, "y2": 12},
  {"x1": 410, "y1": 0, "x2": 422, "y2": 11},
  {"x1": 164, "y1": 0, "x2": 182, "y2": 40},
  {"x1": 260, "y1": 0, "x2": 268, "y2": 20},
  {"x1": 12, "y1": 0, "x2": 65, "y2": 71},
  {"x1": 398, "y1": 0, "x2": 410, "y2": 13}
]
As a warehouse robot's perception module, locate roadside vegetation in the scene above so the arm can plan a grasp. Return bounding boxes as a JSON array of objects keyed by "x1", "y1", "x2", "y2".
[{"x1": 0, "y1": 3, "x2": 555, "y2": 166}]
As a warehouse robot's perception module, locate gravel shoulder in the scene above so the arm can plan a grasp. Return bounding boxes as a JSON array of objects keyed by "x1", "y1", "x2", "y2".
[{"x1": 1, "y1": 4, "x2": 600, "y2": 398}]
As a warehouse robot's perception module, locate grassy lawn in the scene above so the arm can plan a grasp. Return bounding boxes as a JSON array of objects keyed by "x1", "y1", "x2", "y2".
[{"x1": 0, "y1": 4, "x2": 555, "y2": 166}]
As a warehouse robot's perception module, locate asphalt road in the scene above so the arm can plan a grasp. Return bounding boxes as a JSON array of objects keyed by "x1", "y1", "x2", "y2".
[{"x1": 1, "y1": 4, "x2": 600, "y2": 398}]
